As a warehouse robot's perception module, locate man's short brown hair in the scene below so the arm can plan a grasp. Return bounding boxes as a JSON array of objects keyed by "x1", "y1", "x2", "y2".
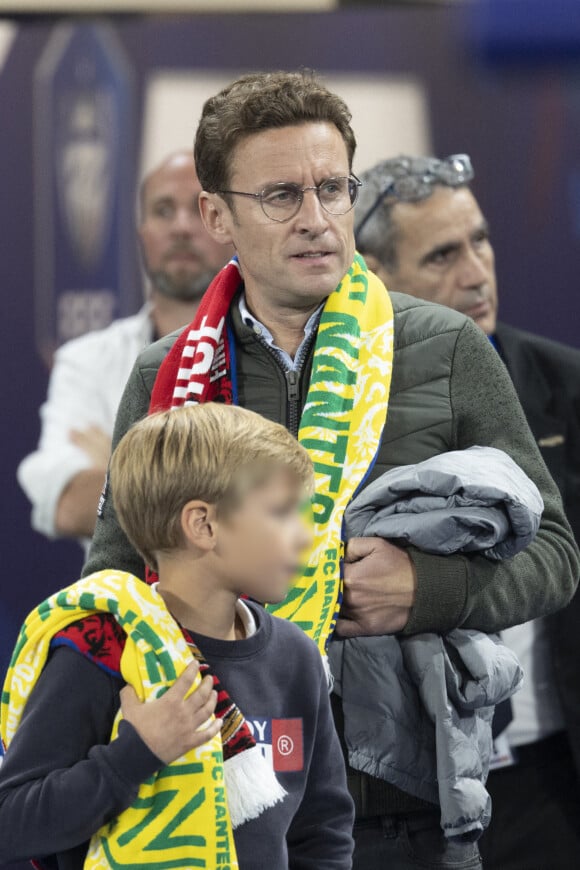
[
  {"x1": 110, "y1": 403, "x2": 314, "y2": 569},
  {"x1": 194, "y1": 70, "x2": 357, "y2": 193}
]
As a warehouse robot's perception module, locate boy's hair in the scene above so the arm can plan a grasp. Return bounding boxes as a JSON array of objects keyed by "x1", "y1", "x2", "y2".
[
  {"x1": 110, "y1": 403, "x2": 314, "y2": 569},
  {"x1": 194, "y1": 70, "x2": 357, "y2": 193}
]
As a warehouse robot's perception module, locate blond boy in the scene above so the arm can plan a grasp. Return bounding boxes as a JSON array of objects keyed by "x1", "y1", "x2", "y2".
[{"x1": 0, "y1": 404, "x2": 354, "y2": 870}]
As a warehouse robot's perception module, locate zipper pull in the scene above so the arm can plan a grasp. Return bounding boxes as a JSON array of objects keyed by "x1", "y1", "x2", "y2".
[{"x1": 286, "y1": 369, "x2": 299, "y2": 401}]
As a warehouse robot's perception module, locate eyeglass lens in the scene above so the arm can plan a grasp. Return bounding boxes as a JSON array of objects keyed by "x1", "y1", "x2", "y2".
[{"x1": 261, "y1": 176, "x2": 359, "y2": 220}]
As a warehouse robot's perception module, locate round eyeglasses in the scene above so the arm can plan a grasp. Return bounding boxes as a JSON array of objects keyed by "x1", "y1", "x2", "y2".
[{"x1": 218, "y1": 174, "x2": 362, "y2": 223}]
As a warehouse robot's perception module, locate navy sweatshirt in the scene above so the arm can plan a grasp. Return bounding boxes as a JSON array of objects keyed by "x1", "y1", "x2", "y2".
[{"x1": 0, "y1": 601, "x2": 354, "y2": 869}]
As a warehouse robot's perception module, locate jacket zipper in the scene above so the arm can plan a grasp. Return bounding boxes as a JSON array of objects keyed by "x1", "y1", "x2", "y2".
[
  {"x1": 250, "y1": 324, "x2": 318, "y2": 438},
  {"x1": 286, "y1": 370, "x2": 300, "y2": 437},
  {"x1": 249, "y1": 337, "x2": 304, "y2": 438}
]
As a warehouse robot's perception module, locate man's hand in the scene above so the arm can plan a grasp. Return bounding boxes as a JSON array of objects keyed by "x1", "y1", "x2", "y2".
[
  {"x1": 56, "y1": 424, "x2": 112, "y2": 537},
  {"x1": 335, "y1": 537, "x2": 417, "y2": 638},
  {"x1": 120, "y1": 662, "x2": 222, "y2": 765},
  {"x1": 70, "y1": 425, "x2": 111, "y2": 470}
]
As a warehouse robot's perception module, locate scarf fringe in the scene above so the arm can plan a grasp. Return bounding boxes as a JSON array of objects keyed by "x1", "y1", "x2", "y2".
[{"x1": 225, "y1": 744, "x2": 288, "y2": 829}]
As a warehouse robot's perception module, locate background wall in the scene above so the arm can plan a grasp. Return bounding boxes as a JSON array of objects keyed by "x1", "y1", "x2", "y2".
[{"x1": 1, "y1": 15, "x2": 579, "y2": 851}]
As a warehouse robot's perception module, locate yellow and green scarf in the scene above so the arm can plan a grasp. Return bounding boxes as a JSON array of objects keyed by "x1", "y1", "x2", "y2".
[
  {"x1": 151, "y1": 252, "x2": 395, "y2": 660},
  {"x1": 1, "y1": 571, "x2": 273, "y2": 869}
]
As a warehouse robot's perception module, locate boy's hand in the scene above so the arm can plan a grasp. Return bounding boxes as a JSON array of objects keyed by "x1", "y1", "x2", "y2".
[{"x1": 120, "y1": 662, "x2": 222, "y2": 765}]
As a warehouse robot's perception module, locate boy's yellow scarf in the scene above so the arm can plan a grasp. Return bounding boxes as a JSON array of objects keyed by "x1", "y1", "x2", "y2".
[
  {"x1": 2, "y1": 254, "x2": 394, "y2": 869},
  {"x1": 2, "y1": 571, "x2": 247, "y2": 869}
]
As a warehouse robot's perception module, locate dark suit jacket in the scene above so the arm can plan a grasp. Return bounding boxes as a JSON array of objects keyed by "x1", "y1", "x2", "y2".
[{"x1": 495, "y1": 321, "x2": 580, "y2": 775}]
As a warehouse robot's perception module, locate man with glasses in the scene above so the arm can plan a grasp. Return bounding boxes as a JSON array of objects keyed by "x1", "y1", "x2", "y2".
[
  {"x1": 356, "y1": 153, "x2": 580, "y2": 869},
  {"x1": 84, "y1": 75, "x2": 579, "y2": 869}
]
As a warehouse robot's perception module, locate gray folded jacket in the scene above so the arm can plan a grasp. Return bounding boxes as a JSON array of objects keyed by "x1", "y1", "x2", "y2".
[
  {"x1": 329, "y1": 446, "x2": 542, "y2": 840},
  {"x1": 345, "y1": 445, "x2": 543, "y2": 559}
]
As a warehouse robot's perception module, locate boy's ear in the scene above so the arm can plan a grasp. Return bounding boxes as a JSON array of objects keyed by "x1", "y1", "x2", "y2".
[
  {"x1": 181, "y1": 500, "x2": 219, "y2": 551},
  {"x1": 199, "y1": 192, "x2": 235, "y2": 246}
]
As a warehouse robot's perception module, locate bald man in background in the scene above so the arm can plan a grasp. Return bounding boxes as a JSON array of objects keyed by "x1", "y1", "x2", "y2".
[
  {"x1": 356, "y1": 153, "x2": 580, "y2": 870},
  {"x1": 18, "y1": 151, "x2": 230, "y2": 548}
]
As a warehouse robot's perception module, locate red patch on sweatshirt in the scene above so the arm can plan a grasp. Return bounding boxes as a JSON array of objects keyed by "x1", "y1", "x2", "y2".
[{"x1": 271, "y1": 718, "x2": 304, "y2": 772}]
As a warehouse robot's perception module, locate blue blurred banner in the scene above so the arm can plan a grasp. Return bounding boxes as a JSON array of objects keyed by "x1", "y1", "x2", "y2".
[
  {"x1": 467, "y1": 0, "x2": 580, "y2": 62},
  {"x1": 33, "y1": 22, "x2": 136, "y2": 365}
]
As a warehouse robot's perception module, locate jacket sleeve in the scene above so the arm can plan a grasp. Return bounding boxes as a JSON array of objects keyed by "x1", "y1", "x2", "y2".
[
  {"x1": 286, "y1": 664, "x2": 355, "y2": 869},
  {"x1": 0, "y1": 646, "x2": 162, "y2": 863},
  {"x1": 403, "y1": 317, "x2": 580, "y2": 635},
  {"x1": 82, "y1": 359, "x2": 151, "y2": 580}
]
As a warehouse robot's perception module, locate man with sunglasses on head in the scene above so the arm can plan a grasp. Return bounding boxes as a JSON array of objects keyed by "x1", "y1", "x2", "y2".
[
  {"x1": 356, "y1": 153, "x2": 580, "y2": 869},
  {"x1": 83, "y1": 75, "x2": 579, "y2": 870}
]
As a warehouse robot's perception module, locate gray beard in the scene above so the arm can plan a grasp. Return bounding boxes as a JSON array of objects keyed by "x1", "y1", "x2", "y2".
[{"x1": 150, "y1": 268, "x2": 217, "y2": 302}]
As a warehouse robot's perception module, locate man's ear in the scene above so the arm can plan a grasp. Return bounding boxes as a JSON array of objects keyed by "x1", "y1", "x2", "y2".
[
  {"x1": 181, "y1": 500, "x2": 219, "y2": 551},
  {"x1": 199, "y1": 192, "x2": 235, "y2": 246}
]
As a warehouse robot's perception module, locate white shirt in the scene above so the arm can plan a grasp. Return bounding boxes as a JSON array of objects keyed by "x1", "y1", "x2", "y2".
[
  {"x1": 18, "y1": 306, "x2": 154, "y2": 542},
  {"x1": 236, "y1": 599, "x2": 257, "y2": 638},
  {"x1": 238, "y1": 294, "x2": 323, "y2": 370},
  {"x1": 503, "y1": 617, "x2": 565, "y2": 746}
]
